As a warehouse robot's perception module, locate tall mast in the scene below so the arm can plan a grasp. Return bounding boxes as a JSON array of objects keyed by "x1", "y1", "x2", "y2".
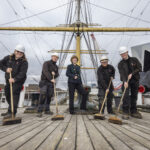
[
  {"x1": 76, "y1": 0, "x2": 81, "y2": 65},
  {"x1": 77, "y1": 0, "x2": 81, "y2": 22}
]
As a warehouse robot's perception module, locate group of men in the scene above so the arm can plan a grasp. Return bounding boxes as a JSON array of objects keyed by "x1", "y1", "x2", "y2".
[{"x1": 0, "y1": 44, "x2": 142, "y2": 120}]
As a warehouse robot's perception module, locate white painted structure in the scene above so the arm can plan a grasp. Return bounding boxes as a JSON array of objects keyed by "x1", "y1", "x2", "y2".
[
  {"x1": 131, "y1": 43, "x2": 150, "y2": 105},
  {"x1": 131, "y1": 42, "x2": 150, "y2": 68}
]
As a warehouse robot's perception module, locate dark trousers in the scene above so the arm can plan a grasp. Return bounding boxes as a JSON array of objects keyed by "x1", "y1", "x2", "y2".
[
  {"x1": 122, "y1": 80, "x2": 139, "y2": 114},
  {"x1": 68, "y1": 82, "x2": 88, "y2": 113},
  {"x1": 38, "y1": 84, "x2": 54, "y2": 113},
  {"x1": 98, "y1": 88, "x2": 114, "y2": 113},
  {"x1": 5, "y1": 83, "x2": 22, "y2": 114}
]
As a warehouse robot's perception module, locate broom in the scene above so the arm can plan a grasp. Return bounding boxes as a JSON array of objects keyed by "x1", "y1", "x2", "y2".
[
  {"x1": 3, "y1": 72, "x2": 22, "y2": 125},
  {"x1": 94, "y1": 78, "x2": 112, "y2": 120},
  {"x1": 108, "y1": 78, "x2": 129, "y2": 125},
  {"x1": 51, "y1": 75, "x2": 64, "y2": 121}
]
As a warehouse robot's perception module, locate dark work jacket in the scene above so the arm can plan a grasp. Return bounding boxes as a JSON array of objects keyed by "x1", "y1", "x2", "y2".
[
  {"x1": 40, "y1": 60, "x2": 59, "y2": 86},
  {"x1": 118, "y1": 56, "x2": 142, "y2": 82},
  {"x1": 97, "y1": 64, "x2": 115, "y2": 90},
  {"x1": 66, "y1": 64, "x2": 82, "y2": 84},
  {"x1": 0, "y1": 55, "x2": 28, "y2": 84}
]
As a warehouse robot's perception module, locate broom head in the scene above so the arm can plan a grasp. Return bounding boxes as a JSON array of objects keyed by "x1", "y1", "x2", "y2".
[
  {"x1": 108, "y1": 116, "x2": 122, "y2": 125},
  {"x1": 94, "y1": 113, "x2": 105, "y2": 120},
  {"x1": 3, "y1": 117, "x2": 22, "y2": 126},
  {"x1": 51, "y1": 114, "x2": 64, "y2": 121}
]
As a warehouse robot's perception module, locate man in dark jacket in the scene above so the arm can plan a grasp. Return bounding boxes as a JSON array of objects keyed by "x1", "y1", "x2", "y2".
[
  {"x1": 0, "y1": 44, "x2": 28, "y2": 118},
  {"x1": 66, "y1": 55, "x2": 88, "y2": 114},
  {"x1": 97, "y1": 55, "x2": 115, "y2": 114},
  {"x1": 37, "y1": 53, "x2": 59, "y2": 117},
  {"x1": 118, "y1": 46, "x2": 142, "y2": 119}
]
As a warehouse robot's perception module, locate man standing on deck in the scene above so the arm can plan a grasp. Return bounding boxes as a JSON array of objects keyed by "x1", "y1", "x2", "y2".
[
  {"x1": 118, "y1": 46, "x2": 142, "y2": 120},
  {"x1": 37, "y1": 53, "x2": 59, "y2": 117},
  {"x1": 97, "y1": 55, "x2": 115, "y2": 114}
]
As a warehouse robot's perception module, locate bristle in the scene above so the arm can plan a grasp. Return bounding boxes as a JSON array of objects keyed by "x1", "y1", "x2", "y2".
[
  {"x1": 3, "y1": 117, "x2": 22, "y2": 126},
  {"x1": 108, "y1": 117, "x2": 122, "y2": 125},
  {"x1": 51, "y1": 115, "x2": 64, "y2": 121},
  {"x1": 94, "y1": 114, "x2": 105, "y2": 120}
]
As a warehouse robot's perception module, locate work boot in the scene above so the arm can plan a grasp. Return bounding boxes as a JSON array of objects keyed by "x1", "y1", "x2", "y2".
[
  {"x1": 122, "y1": 113, "x2": 129, "y2": 120},
  {"x1": 131, "y1": 111, "x2": 142, "y2": 119},
  {"x1": 70, "y1": 111, "x2": 75, "y2": 115},
  {"x1": 1, "y1": 112, "x2": 8, "y2": 116},
  {"x1": 37, "y1": 112, "x2": 42, "y2": 117},
  {"x1": 44, "y1": 111, "x2": 53, "y2": 115}
]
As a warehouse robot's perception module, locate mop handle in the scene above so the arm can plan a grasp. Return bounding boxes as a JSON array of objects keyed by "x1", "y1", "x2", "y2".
[
  {"x1": 10, "y1": 72, "x2": 14, "y2": 118},
  {"x1": 100, "y1": 78, "x2": 112, "y2": 114},
  {"x1": 117, "y1": 78, "x2": 130, "y2": 113},
  {"x1": 53, "y1": 75, "x2": 58, "y2": 114}
]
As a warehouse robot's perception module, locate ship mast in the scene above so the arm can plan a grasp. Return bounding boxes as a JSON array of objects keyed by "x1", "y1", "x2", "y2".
[
  {"x1": 76, "y1": 0, "x2": 81, "y2": 65},
  {"x1": 0, "y1": 0, "x2": 150, "y2": 66}
]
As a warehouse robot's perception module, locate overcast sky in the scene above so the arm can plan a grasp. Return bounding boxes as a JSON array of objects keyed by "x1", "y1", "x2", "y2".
[{"x1": 0, "y1": 0, "x2": 150, "y2": 89}]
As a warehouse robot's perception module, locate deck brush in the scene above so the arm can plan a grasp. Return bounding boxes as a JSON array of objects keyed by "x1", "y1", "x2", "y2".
[
  {"x1": 51, "y1": 75, "x2": 64, "y2": 121},
  {"x1": 3, "y1": 117, "x2": 22, "y2": 125},
  {"x1": 108, "y1": 116, "x2": 122, "y2": 125},
  {"x1": 108, "y1": 79, "x2": 129, "y2": 125},
  {"x1": 2, "y1": 73, "x2": 22, "y2": 126},
  {"x1": 51, "y1": 115, "x2": 64, "y2": 121},
  {"x1": 94, "y1": 79, "x2": 112, "y2": 120}
]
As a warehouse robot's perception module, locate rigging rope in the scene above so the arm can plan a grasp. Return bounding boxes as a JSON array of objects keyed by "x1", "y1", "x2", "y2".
[{"x1": 0, "y1": 2, "x2": 73, "y2": 26}]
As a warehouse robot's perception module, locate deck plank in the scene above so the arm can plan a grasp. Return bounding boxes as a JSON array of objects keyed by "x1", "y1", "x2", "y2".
[
  {"x1": 76, "y1": 115, "x2": 94, "y2": 150},
  {"x1": 127, "y1": 121, "x2": 150, "y2": 135},
  {"x1": 55, "y1": 115, "x2": 77, "y2": 150},
  {"x1": 37, "y1": 114, "x2": 71, "y2": 150},
  {"x1": 88, "y1": 116, "x2": 131, "y2": 150},
  {"x1": 0, "y1": 116, "x2": 51, "y2": 149},
  {"x1": 122, "y1": 125, "x2": 150, "y2": 141},
  {"x1": 0, "y1": 117, "x2": 53, "y2": 150},
  {"x1": 110, "y1": 122, "x2": 150, "y2": 149},
  {"x1": 99, "y1": 120, "x2": 149, "y2": 150},
  {"x1": 128, "y1": 117, "x2": 150, "y2": 128},
  {"x1": 18, "y1": 121, "x2": 61, "y2": 150},
  {"x1": 83, "y1": 115, "x2": 113, "y2": 150},
  {"x1": 0, "y1": 116, "x2": 49, "y2": 139},
  {"x1": 0, "y1": 106, "x2": 150, "y2": 150}
]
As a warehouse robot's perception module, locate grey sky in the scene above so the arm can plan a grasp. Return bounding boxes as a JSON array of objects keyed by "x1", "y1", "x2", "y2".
[{"x1": 0, "y1": 0, "x2": 150, "y2": 89}]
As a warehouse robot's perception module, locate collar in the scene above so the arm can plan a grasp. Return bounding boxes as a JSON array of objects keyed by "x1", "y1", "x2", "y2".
[
  {"x1": 50, "y1": 60, "x2": 56, "y2": 65},
  {"x1": 100, "y1": 65, "x2": 109, "y2": 69}
]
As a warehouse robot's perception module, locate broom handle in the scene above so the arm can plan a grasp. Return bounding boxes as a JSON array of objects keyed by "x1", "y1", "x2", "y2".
[
  {"x1": 10, "y1": 72, "x2": 14, "y2": 118},
  {"x1": 117, "y1": 78, "x2": 129, "y2": 113},
  {"x1": 53, "y1": 75, "x2": 58, "y2": 114},
  {"x1": 100, "y1": 78, "x2": 112, "y2": 114}
]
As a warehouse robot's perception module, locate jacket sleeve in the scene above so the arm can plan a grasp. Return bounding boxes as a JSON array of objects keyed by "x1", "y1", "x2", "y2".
[
  {"x1": 110, "y1": 65, "x2": 115, "y2": 78},
  {"x1": 42, "y1": 62, "x2": 53, "y2": 82},
  {"x1": 14, "y1": 61, "x2": 28, "y2": 82},
  {"x1": 0, "y1": 55, "x2": 9, "y2": 72},
  {"x1": 97, "y1": 68, "x2": 107, "y2": 90},
  {"x1": 118, "y1": 62, "x2": 127, "y2": 82},
  {"x1": 132, "y1": 58, "x2": 142, "y2": 75},
  {"x1": 66, "y1": 65, "x2": 75, "y2": 78}
]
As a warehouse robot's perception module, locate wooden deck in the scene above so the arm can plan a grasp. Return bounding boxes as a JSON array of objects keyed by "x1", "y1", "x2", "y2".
[{"x1": 0, "y1": 105, "x2": 150, "y2": 150}]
